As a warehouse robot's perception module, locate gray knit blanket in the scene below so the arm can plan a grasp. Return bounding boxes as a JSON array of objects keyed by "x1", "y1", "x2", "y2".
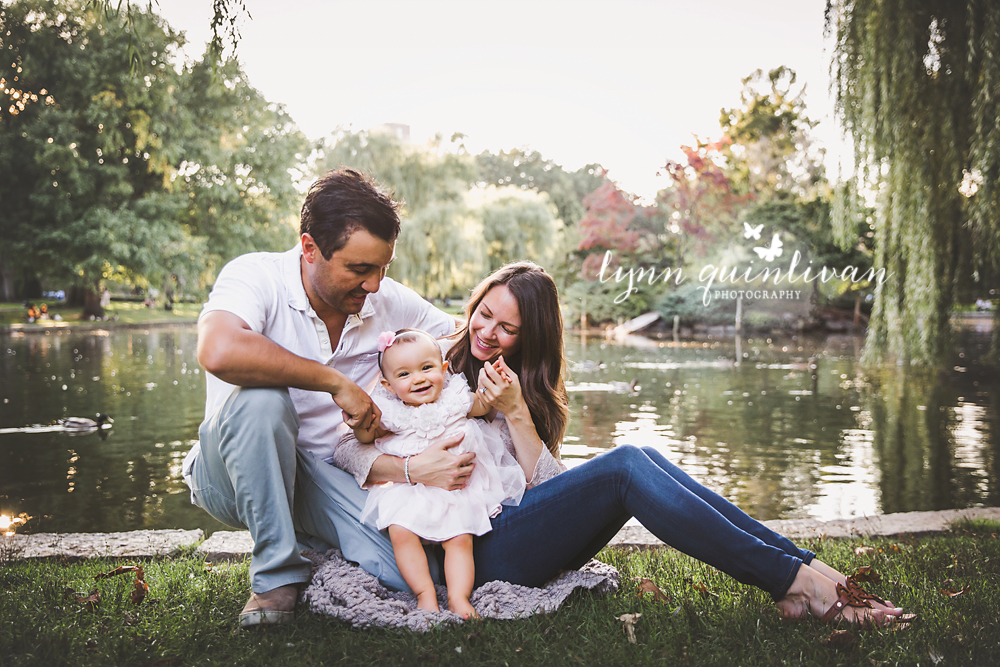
[{"x1": 300, "y1": 549, "x2": 619, "y2": 631}]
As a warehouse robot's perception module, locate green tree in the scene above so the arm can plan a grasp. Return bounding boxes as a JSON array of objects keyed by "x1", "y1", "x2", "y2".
[
  {"x1": 317, "y1": 129, "x2": 483, "y2": 296},
  {"x1": 474, "y1": 148, "x2": 603, "y2": 226},
  {"x1": 0, "y1": 0, "x2": 188, "y2": 313},
  {"x1": 318, "y1": 129, "x2": 475, "y2": 215},
  {"x1": 0, "y1": 0, "x2": 307, "y2": 312},
  {"x1": 828, "y1": 0, "x2": 1000, "y2": 364},
  {"x1": 471, "y1": 185, "x2": 561, "y2": 273},
  {"x1": 173, "y1": 56, "x2": 308, "y2": 287},
  {"x1": 720, "y1": 67, "x2": 825, "y2": 202}
]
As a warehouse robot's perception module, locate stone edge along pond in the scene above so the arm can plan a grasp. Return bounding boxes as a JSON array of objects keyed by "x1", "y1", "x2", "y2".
[{"x1": 4, "y1": 507, "x2": 1000, "y2": 562}]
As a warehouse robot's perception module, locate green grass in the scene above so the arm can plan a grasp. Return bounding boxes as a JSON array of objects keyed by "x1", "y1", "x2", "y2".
[
  {"x1": 3, "y1": 528, "x2": 999, "y2": 666},
  {"x1": 0, "y1": 301, "x2": 200, "y2": 326}
]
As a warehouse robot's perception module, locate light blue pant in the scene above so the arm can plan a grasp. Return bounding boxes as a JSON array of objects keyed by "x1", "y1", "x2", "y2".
[{"x1": 190, "y1": 386, "x2": 441, "y2": 593}]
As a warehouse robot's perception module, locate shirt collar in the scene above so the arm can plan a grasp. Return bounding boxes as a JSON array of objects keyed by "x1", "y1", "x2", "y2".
[
  {"x1": 282, "y1": 244, "x2": 378, "y2": 322},
  {"x1": 283, "y1": 245, "x2": 310, "y2": 312}
]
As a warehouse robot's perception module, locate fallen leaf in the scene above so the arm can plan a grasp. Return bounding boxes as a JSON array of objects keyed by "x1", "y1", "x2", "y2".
[
  {"x1": 691, "y1": 582, "x2": 720, "y2": 598},
  {"x1": 820, "y1": 629, "x2": 857, "y2": 650},
  {"x1": 94, "y1": 565, "x2": 141, "y2": 580},
  {"x1": 634, "y1": 577, "x2": 671, "y2": 604},
  {"x1": 617, "y1": 613, "x2": 642, "y2": 644},
  {"x1": 852, "y1": 566, "x2": 881, "y2": 583},
  {"x1": 928, "y1": 648, "x2": 945, "y2": 665},
  {"x1": 939, "y1": 584, "x2": 971, "y2": 598},
  {"x1": 854, "y1": 546, "x2": 876, "y2": 556},
  {"x1": 66, "y1": 588, "x2": 101, "y2": 610},
  {"x1": 130, "y1": 566, "x2": 149, "y2": 605}
]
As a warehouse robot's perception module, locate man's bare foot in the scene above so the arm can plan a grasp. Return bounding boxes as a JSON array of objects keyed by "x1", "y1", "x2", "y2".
[
  {"x1": 448, "y1": 597, "x2": 480, "y2": 620},
  {"x1": 416, "y1": 590, "x2": 440, "y2": 613},
  {"x1": 776, "y1": 564, "x2": 900, "y2": 627}
]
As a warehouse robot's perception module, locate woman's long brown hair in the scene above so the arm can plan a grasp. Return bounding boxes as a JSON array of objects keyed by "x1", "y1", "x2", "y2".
[{"x1": 446, "y1": 262, "x2": 568, "y2": 457}]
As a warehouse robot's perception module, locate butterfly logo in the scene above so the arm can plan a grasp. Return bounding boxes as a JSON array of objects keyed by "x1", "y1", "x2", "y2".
[
  {"x1": 753, "y1": 234, "x2": 783, "y2": 262},
  {"x1": 743, "y1": 222, "x2": 763, "y2": 240}
]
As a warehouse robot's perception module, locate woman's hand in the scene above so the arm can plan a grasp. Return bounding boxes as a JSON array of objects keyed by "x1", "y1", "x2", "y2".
[
  {"x1": 477, "y1": 356, "x2": 527, "y2": 418},
  {"x1": 408, "y1": 433, "x2": 476, "y2": 490}
]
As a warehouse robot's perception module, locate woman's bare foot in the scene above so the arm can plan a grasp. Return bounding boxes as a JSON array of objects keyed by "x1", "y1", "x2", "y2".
[
  {"x1": 808, "y1": 559, "x2": 901, "y2": 614},
  {"x1": 416, "y1": 590, "x2": 440, "y2": 613},
  {"x1": 448, "y1": 597, "x2": 480, "y2": 620},
  {"x1": 776, "y1": 564, "x2": 900, "y2": 627}
]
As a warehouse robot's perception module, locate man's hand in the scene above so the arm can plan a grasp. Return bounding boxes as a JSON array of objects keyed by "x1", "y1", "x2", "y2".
[
  {"x1": 336, "y1": 381, "x2": 380, "y2": 433},
  {"x1": 407, "y1": 433, "x2": 476, "y2": 490}
]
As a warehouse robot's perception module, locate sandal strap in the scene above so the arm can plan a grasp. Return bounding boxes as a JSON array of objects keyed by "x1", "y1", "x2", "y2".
[
  {"x1": 845, "y1": 576, "x2": 889, "y2": 607},
  {"x1": 820, "y1": 582, "x2": 873, "y2": 623}
]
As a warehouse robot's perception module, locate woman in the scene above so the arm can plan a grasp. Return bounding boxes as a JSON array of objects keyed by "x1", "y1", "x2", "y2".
[{"x1": 336, "y1": 262, "x2": 908, "y2": 626}]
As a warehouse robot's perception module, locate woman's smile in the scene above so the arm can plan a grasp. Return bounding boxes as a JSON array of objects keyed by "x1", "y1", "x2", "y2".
[{"x1": 469, "y1": 285, "x2": 521, "y2": 362}]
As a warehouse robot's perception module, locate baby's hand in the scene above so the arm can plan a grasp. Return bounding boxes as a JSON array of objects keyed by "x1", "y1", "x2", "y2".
[
  {"x1": 493, "y1": 359, "x2": 512, "y2": 383},
  {"x1": 354, "y1": 419, "x2": 392, "y2": 444}
]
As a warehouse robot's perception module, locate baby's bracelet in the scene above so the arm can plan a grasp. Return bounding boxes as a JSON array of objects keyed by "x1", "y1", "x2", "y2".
[{"x1": 404, "y1": 455, "x2": 413, "y2": 486}]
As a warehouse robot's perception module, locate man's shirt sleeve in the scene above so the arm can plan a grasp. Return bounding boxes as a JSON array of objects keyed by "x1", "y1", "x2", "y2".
[{"x1": 200, "y1": 255, "x2": 275, "y2": 333}]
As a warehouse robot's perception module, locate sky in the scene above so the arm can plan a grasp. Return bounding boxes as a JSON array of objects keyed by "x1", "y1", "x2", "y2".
[{"x1": 156, "y1": 0, "x2": 845, "y2": 199}]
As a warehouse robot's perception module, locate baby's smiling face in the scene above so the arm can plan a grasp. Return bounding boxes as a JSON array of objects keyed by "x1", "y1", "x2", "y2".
[{"x1": 379, "y1": 335, "x2": 448, "y2": 406}]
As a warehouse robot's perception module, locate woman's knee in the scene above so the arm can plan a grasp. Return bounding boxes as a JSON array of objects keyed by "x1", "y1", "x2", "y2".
[
  {"x1": 587, "y1": 445, "x2": 648, "y2": 496},
  {"x1": 599, "y1": 444, "x2": 647, "y2": 469}
]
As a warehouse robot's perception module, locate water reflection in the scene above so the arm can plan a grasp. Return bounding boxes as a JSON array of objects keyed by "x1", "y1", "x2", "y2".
[
  {"x1": 0, "y1": 326, "x2": 996, "y2": 534},
  {"x1": 0, "y1": 327, "x2": 229, "y2": 535},
  {"x1": 563, "y1": 331, "x2": 998, "y2": 522}
]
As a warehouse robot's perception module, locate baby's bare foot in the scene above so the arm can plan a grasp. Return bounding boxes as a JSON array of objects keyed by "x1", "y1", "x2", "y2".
[
  {"x1": 416, "y1": 590, "x2": 440, "y2": 613},
  {"x1": 448, "y1": 597, "x2": 480, "y2": 620}
]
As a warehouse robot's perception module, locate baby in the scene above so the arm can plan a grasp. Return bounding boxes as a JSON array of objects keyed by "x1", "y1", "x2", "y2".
[{"x1": 354, "y1": 328, "x2": 525, "y2": 618}]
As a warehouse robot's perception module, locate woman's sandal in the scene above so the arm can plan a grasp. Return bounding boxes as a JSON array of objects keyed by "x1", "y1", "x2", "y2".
[{"x1": 820, "y1": 577, "x2": 916, "y2": 627}]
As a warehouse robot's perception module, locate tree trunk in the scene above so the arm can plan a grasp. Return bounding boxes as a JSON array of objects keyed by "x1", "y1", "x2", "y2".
[
  {"x1": 81, "y1": 284, "x2": 104, "y2": 319},
  {"x1": 0, "y1": 261, "x2": 15, "y2": 302}
]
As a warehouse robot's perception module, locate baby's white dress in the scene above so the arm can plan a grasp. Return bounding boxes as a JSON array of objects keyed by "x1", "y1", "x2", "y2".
[{"x1": 360, "y1": 374, "x2": 526, "y2": 542}]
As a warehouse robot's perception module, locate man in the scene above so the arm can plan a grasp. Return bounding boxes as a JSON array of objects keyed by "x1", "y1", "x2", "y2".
[{"x1": 182, "y1": 169, "x2": 471, "y2": 627}]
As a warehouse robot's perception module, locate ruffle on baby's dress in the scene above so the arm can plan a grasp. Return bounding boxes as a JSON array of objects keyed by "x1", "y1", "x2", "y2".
[{"x1": 372, "y1": 373, "x2": 472, "y2": 446}]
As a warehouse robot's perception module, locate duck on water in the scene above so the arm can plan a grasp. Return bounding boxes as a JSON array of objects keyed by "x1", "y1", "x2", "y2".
[{"x1": 0, "y1": 413, "x2": 113, "y2": 435}]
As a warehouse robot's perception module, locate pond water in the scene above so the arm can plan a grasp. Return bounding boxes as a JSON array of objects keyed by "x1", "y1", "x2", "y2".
[{"x1": 1, "y1": 325, "x2": 997, "y2": 535}]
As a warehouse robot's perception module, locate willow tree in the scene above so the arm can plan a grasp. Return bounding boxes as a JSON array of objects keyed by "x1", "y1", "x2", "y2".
[{"x1": 828, "y1": 0, "x2": 1000, "y2": 364}]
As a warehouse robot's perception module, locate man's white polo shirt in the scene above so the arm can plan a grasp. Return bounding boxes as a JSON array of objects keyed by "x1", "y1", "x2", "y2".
[{"x1": 182, "y1": 245, "x2": 454, "y2": 494}]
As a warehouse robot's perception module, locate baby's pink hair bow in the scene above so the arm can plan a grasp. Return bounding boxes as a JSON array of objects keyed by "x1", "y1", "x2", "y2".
[{"x1": 377, "y1": 331, "x2": 396, "y2": 353}]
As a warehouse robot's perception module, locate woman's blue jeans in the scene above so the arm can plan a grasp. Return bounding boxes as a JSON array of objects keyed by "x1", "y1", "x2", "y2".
[{"x1": 472, "y1": 445, "x2": 814, "y2": 600}]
